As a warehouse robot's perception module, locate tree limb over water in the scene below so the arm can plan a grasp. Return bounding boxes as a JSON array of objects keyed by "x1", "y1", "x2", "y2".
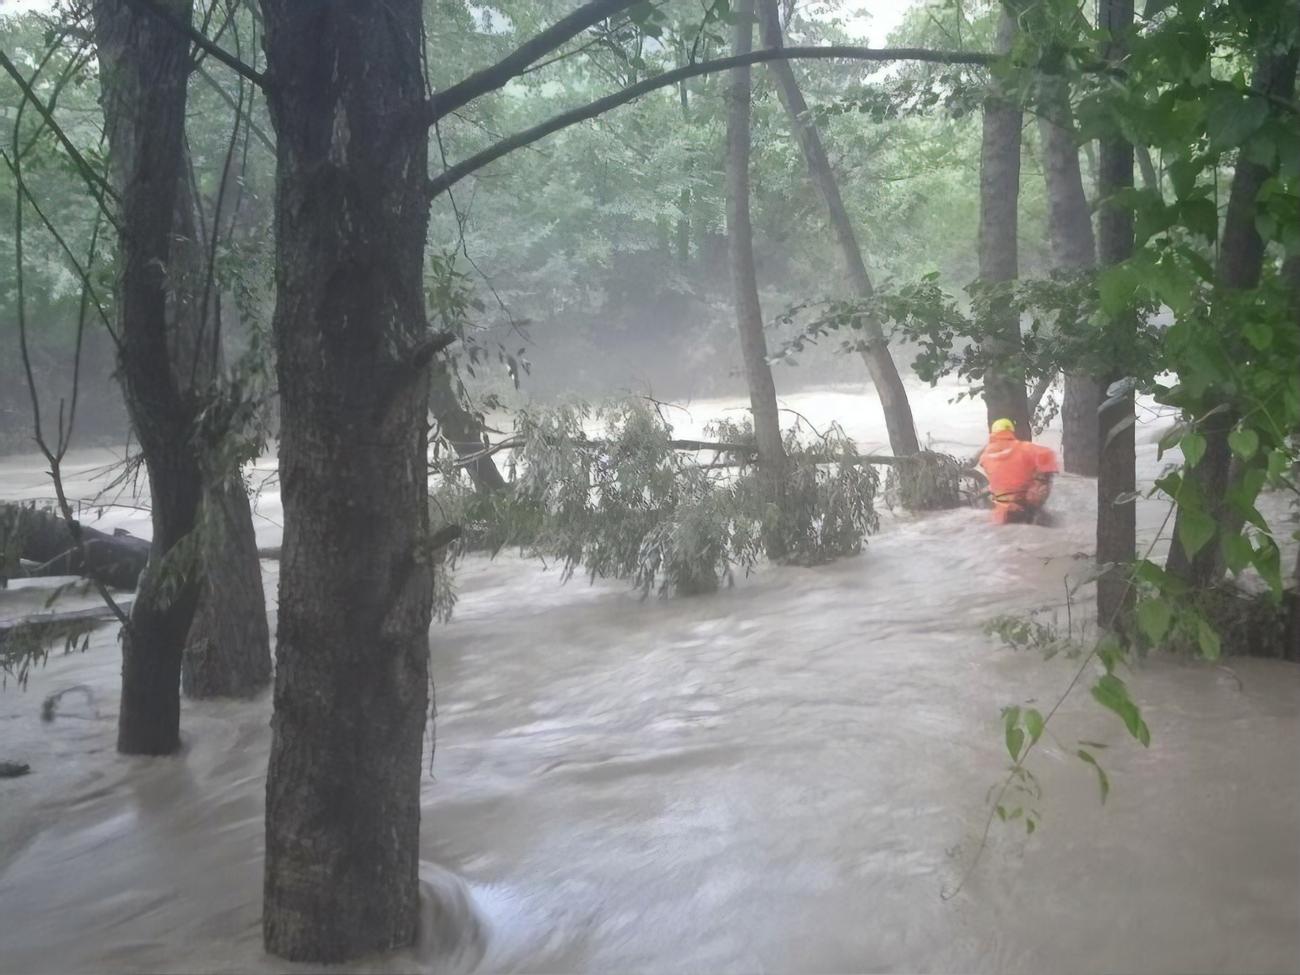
[{"x1": 428, "y1": 46, "x2": 995, "y2": 197}]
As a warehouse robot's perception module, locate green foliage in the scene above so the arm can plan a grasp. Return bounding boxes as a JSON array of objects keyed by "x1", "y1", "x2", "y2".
[
  {"x1": 430, "y1": 398, "x2": 882, "y2": 603},
  {"x1": 776, "y1": 270, "x2": 1165, "y2": 408}
]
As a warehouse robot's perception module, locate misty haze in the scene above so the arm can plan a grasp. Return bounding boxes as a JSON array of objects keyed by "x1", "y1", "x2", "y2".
[{"x1": 2, "y1": 0, "x2": 1298, "y2": 973}]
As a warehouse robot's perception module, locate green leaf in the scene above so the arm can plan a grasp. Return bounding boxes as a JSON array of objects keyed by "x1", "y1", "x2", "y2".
[
  {"x1": 1253, "y1": 536, "x2": 1283, "y2": 595},
  {"x1": 1220, "y1": 531, "x2": 1254, "y2": 574},
  {"x1": 1096, "y1": 632, "x2": 1126, "y2": 675},
  {"x1": 1207, "y1": 91, "x2": 1269, "y2": 150},
  {"x1": 1091, "y1": 674, "x2": 1151, "y2": 746},
  {"x1": 1196, "y1": 618, "x2": 1222, "y2": 661},
  {"x1": 1137, "y1": 597, "x2": 1173, "y2": 645},
  {"x1": 1157, "y1": 423, "x2": 1188, "y2": 461},
  {"x1": 1180, "y1": 430, "x2": 1206, "y2": 467},
  {"x1": 1178, "y1": 198, "x2": 1219, "y2": 242},
  {"x1": 1227, "y1": 428, "x2": 1259, "y2": 460},
  {"x1": 1006, "y1": 726, "x2": 1025, "y2": 763},
  {"x1": 1176, "y1": 507, "x2": 1216, "y2": 560},
  {"x1": 1097, "y1": 265, "x2": 1137, "y2": 316},
  {"x1": 1266, "y1": 449, "x2": 1289, "y2": 480},
  {"x1": 1077, "y1": 749, "x2": 1110, "y2": 804},
  {"x1": 1023, "y1": 708, "x2": 1045, "y2": 744}
]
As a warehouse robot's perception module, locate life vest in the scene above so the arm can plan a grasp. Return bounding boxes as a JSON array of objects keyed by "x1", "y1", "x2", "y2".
[{"x1": 978, "y1": 430, "x2": 1060, "y2": 523}]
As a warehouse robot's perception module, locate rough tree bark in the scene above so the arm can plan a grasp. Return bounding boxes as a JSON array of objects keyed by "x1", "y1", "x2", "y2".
[
  {"x1": 93, "y1": 0, "x2": 205, "y2": 755},
  {"x1": 976, "y1": 9, "x2": 1033, "y2": 438},
  {"x1": 756, "y1": 0, "x2": 920, "y2": 456},
  {"x1": 259, "y1": 0, "x2": 435, "y2": 961},
  {"x1": 1165, "y1": 44, "x2": 1299, "y2": 588},
  {"x1": 169, "y1": 155, "x2": 272, "y2": 699},
  {"x1": 1095, "y1": 0, "x2": 1136, "y2": 627},
  {"x1": 726, "y1": 0, "x2": 787, "y2": 550},
  {"x1": 1038, "y1": 78, "x2": 1101, "y2": 475}
]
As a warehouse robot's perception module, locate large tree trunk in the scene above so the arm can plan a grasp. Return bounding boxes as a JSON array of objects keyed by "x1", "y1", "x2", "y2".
[
  {"x1": 170, "y1": 153, "x2": 272, "y2": 700},
  {"x1": 1166, "y1": 44, "x2": 1299, "y2": 588},
  {"x1": 1094, "y1": 0, "x2": 1136, "y2": 628},
  {"x1": 181, "y1": 473, "x2": 272, "y2": 697},
  {"x1": 93, "y1": 0, "x2": 205, "y2": 755},
  {"x1": 976, "y1": 10, "x2": 1032, "y2": 437},
  {"x1": 726, "y1": 0, "x2": 787, "y2": 552},
  {"x1": 1038, "y1": 77, "x2": 1101, "y2": 475},
  {"x1": 756, "y1": 0, "x2": 920, "y2": 457},
  {"x1": 259, "y1": 0, "x2": 435, "y2": 961}
]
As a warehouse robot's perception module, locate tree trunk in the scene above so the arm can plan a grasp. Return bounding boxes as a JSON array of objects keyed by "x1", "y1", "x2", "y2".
[
  {"x1": 726, "y1": 0, "x2": 787, "y2": 553},
  {"x1": 1038, "y1": 77, "x2": 1101, "y2": 475},
  {"x1": 1135, "y1": 145, "x2": 1159, "y2": 193},
  {"x1": 1165, "y1": 44, "x2": 1298, "y2": 588},
  {"x1": 976, "y1": 10, "x2": 1032, "y2": 438},
  {"x1": 430, "y1": 357, "x2": 507, "y2": 493},
  {"x1": 182, "y1": 474, "x2": 272, "y2": 698},
  {"x1": 1095, "y1": 0, "x2": 1136, "y2": 628},
  {"x1": 1, "y1": 502, "x2": 149, "y2": 590},
  {"x1": 259, "y1": 0, "x2": 434, "y2": 961},
  {"x1": 93, "y1": 0, "x2": 205, "y2": 755},
  {"x1": 170, "y1": 151, "x2": 272, "y2": 700},
  {"x1": 676, "y1": 77, "x2": 691, "y2": 269},
  {"x1": 756, "y1": 0, "x2": 920, "y2": 456}
]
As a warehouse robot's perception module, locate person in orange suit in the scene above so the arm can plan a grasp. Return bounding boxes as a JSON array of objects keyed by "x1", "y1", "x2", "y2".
[{"x1": 978, "y1": 418, "x2": 1060, "y2": 525}]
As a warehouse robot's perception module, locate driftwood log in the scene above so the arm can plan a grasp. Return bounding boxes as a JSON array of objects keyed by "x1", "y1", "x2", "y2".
[{"x1": 1, "y1": 502, "x2": 149, "y2": 590}]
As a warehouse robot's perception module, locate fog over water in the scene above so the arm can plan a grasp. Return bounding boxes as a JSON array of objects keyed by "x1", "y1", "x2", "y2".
[{"x1": 1, "y1": 378, "x2": 1297, "y2": 973}]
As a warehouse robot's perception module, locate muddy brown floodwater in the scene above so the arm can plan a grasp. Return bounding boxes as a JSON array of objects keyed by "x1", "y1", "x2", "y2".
[{"x1": 1, "y1": 381, "x2": 1297, "y2": 973}]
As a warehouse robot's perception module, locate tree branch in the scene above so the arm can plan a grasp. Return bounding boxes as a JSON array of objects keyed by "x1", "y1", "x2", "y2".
[
  {"x1": 122, "y1": 0, "x2": 268, "y2": 88},
  {"x1": 428, "y1": 45, "x2": 994, "y2": 197},
  {"x1": 428, "y1": 0, "x2": 646, "y2": 122},
  {"x1": 0, "y1": 49, "x2": 121, "y2": 223},
  {"x1": 197, "y1": 65, "x2": 275, "y2": 152}
]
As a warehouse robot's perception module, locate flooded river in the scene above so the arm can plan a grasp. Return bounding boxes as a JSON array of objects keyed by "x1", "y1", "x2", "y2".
[{"x1": 1, "y1": 381, "x2": 1297, "y2": 973}]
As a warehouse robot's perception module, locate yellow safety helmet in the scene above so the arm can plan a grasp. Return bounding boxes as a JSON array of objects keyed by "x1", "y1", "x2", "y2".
[{"x1": 990, "y1": 418, "x2": 1016, "y2": 434}]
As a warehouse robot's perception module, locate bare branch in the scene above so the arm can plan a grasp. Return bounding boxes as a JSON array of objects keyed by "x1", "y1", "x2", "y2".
[
  {"x1": 7, "y1": 146, "x2": 131, "y2": 629},
  {"x1": 429, "y1": 45, "x2": 994, "y2": 197}
]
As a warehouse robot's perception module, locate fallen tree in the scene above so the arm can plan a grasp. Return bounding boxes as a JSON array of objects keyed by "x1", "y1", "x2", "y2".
[{"x1": 1, "y1": 502, "x2": 148, "y2": 590}]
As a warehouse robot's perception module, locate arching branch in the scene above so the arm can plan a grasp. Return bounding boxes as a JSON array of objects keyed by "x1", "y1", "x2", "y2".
[
  {"x1": 429, "y1": 0, "x2": 646, "y2": 122},
  {"x1": 428, "y1": 45, "x2": 994, "y2": 198}
]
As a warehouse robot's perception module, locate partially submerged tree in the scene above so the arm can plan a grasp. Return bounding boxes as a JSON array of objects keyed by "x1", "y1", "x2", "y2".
[
  {"x1": 975, "y1": 8, "x2": 1032, "y2": 437},
  {"x1": 1038, "y1": 78, "x2": 1101, "y2": 475},
  {"x1": 725, "y1": 0, "x2": 787, "y2": 554},
  {"x1": 257, "y1": 0, "x2": 439, "y2": 959},
  {"x1": 756, "y1": 0, "x2": 920, "y2": 457},
  {"x1": 93, "y1": 0, "x2": 208, "y2": 754},
  {"x1": 1164, "y1": 40, "x2": 1299, "y2": 589},
  {"x1": 1093, "y1": 0, "x2": 1136, "y2": 628}
]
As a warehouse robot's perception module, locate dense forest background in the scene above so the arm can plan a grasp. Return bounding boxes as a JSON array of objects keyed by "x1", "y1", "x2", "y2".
[{"x1": 1, "y1": 0, "x2": 1053, "y2": 443}]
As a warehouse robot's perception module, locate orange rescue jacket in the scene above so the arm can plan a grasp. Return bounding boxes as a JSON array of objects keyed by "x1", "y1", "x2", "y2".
[{"x1": 978, "y1": 430, "x2": 1059, "y2": 508}]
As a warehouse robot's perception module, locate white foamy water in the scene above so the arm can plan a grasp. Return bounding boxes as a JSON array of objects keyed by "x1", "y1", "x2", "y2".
[{"x1": 2, "y1": 378, "x2": 1296, "y2": 973}]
